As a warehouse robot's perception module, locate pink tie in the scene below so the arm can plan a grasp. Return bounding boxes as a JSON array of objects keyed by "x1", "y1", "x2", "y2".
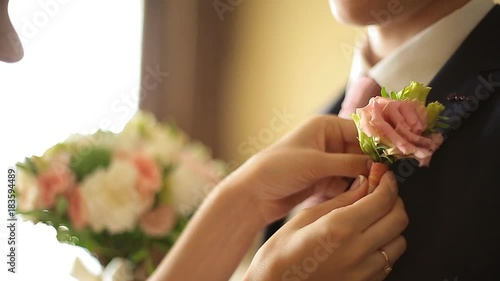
[{"x1": 338, "y1": 76, "x2": 382, "y2": 119}]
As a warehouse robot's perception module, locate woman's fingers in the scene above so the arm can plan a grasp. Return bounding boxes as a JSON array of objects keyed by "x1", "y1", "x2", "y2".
[
  {"x1": 312, "y1": 176, "x2": 351, "y2": 199},
  {"x1": 362, "y1": 198, "x2": 409, "y2": 253},
  {"x1": 275, "y1": 115, "x2": 363, "y2": 154},
  {"x1": 322, "y1": 115, "x2": 364, "y2": 153},
  {"x1": 338, "y1": 172, "x2": 399, "y2": 231},
  {"x1": 291, "y1": 179, "x2": 369, "y2": 227},
  {"x1": 297, "y1": 176, "x2": 350, "y2": 211},
  {"x1": 297, "y1": 171, "x2": 397, "y2": 228},
  {"x1": 305, "y1": 151, "x2": 371, "y2": 180},
  {"x1": 365, "y1": 235, "x2": 407, "y2": 281}
]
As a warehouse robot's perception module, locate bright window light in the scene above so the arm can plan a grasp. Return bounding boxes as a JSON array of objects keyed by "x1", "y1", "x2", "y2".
[
  {"x1": 1, "y1": 0, "x2": 144, "y2": 164},
  {"x1": 0, "y1": 1, "x2": 144, "y2": 280}
]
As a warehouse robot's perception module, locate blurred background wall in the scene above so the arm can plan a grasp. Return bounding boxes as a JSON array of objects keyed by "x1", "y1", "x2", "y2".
[
  {"x1": 218, "y1": 0, "x2": 361, "y2": 164},
  {"x1": 141, "y1": 0, "x2": 500, "y2": 168},
  {"x1": 140, "y1": 0, "x2": 361, "y2": 167}
]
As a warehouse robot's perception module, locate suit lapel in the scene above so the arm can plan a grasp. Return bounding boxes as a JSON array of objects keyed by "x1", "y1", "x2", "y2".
[
  {"x1": 386, "y1": 8, "x2": 500, "y2": 279},
  {"x1": 426, "y1": 5, "x2": 500, "y2": 137}
]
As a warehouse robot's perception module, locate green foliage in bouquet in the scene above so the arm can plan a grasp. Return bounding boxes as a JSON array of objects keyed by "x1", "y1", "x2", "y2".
[
  {"x1": 15, "y1": 111, "x2": 226, "y2": 276},
  {"x1": 69, "y1": 146, "x2": 112, "y2": 182}
]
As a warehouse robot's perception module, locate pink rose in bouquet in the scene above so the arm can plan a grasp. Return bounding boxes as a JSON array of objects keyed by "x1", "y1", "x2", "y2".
[
  {"x1": 139, "y1": 205, "x2": 176, "y2": 237},
  {"x1": 68, "y1": 187, "x2": 87, "y2": 230}
]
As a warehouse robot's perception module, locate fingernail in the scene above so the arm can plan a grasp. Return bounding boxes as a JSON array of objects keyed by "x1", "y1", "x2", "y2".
[{"x1": 351, "y1": 175, "x2": 365, "y2": 191}]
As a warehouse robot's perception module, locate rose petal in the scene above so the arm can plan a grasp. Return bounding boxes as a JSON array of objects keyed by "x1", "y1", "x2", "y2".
[
  {"x1": 139, "y1": 205, "x2": 176, "y2": 237},
  {"x1": 68, "y1": 187, "x2": 87, "y2": 230},
  {"x1": 133, "y1": 153, "x2": 162, "y2": 198}
]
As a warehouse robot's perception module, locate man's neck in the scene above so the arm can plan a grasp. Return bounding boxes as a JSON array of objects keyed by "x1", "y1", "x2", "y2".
[{"x1": 365, "y1": 0, "x2": 472, "y2": 66}]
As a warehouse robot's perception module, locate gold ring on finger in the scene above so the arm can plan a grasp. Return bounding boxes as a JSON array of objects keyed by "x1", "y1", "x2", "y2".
[{"x1": 378, "y1": 250, "x2": 392, "y2": 274}]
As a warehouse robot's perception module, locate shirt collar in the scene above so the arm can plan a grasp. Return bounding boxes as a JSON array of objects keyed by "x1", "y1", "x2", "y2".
[{"x1": 347, "y1": 0, "x2": 495, "y2": 93}]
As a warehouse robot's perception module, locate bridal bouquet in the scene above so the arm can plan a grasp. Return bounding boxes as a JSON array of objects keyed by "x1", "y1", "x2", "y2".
[
  {"x1": 15, "y1": 111, "x2": 226, "y2": 279},
  {"x1": 351, "y1": 81, "x2": 448, "y2": 190}
]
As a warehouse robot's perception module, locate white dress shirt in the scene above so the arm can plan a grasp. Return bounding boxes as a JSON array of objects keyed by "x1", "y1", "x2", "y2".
[{"x1": 347, "y1": 0, "x2": 495, "y2": 94}]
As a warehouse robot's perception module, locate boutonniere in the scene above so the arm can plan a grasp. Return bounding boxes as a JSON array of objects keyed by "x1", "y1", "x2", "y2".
[{"x1": 351, "y1": 81, "x2": 448, "y2": 191}]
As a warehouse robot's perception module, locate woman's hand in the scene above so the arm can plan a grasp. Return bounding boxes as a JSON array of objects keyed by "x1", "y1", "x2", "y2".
[
  {"x1": 224, "y1": 115, "x2": 371, "y2": 225},
  {"x1": 150, "y1": 115, "x2": 376, "y2": 281},
  {"x1": 244, "y1": 172, "x2": 408, "y2": 281}
]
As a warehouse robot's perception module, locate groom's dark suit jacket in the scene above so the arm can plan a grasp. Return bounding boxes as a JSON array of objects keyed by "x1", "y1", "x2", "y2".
[{"x1": 265, "y1": 5, "x2": 500, "y2": 281}]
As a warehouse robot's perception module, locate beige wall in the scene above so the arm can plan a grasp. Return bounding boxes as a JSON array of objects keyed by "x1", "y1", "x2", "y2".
[{"x1": 219, "y1": 0, "x2": 361, "y2": 164}]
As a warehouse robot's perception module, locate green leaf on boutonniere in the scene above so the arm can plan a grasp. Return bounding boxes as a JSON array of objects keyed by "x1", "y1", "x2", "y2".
[
  {"x1": 396, "y1": 81, "x2": 432, "y2": 102},
  {"x1": 380, "y1": 87, "x2": 397, "y2": 100},
  {"x1": 352, "y1": 114, "x2": 387, "y2": 164},
  {"x1": 425, "y1": 101, "x2": 446, "y2": 131},
  {"x1": 69, "y1": 146, "x2": 112, "y2": 182},
  {"x1": 381, "y1": 87, "x2": 389, "y2": 98},
  {"x1": 434, "y1": 116, "x2": 450, "y2": 129}
]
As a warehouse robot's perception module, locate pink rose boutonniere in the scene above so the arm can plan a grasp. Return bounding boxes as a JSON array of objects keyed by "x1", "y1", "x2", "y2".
[{"x1": 351, "y1": 81, "x2": 448, "y2": 191}]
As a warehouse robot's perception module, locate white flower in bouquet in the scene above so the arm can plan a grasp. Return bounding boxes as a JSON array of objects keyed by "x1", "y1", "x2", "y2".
[
  {"x1": 118, "y1": 112, "x2": 185, "y2": 166},
  {"x1": 66, "y1": 130, "x2": 117, "y2": 150},
  {"x1": 168, "y1": 143, "x2": 225, "y2": 215},
  {"x1": 80, "y1": 158, "x2": 151, "y2": 234},
  {"x1": 144, "y1": 126, "x2": 184, "y2": 166},
  {"x1": 16, "y1": 171, "x2": 39, "y2": 212}
]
